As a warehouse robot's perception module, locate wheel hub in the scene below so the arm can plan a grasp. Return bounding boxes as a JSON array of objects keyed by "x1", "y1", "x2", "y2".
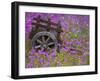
[{"x1": 42, "y1": 43, "x2": 47, "y2": 48}]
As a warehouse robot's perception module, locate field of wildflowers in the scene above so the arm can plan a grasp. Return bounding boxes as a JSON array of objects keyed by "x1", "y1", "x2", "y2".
[{"x1": 25, "y1": 12, "x2": 89, "y2": 68}]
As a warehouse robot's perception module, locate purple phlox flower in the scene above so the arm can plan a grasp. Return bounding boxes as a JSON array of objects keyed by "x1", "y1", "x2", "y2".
[
  {"x1": 50, "y1": 15, "x2": 60, "y2": 23},
  {"x1": 44, "y1": 52, "x2": 49, "y2": 59},
  {"x1": 75, "y1": 41, "x2": 81, "y2": 46},
  {"x1": 38, "y1": 49, "x2": 46, "y2": 55},
  {"x1": 66, "y1": 41, "x2": 73, "y2": 46},
  {"x1": 39, "y1": 58, "x2": 44, "y2": 64},
  {"x1": 72, "y1": 27, "x2": 76, "y2": 33},
  {"x1": 69, "y1": 48, "x2": 77, "y2": 55},
  {"x1": 79, "y1": 55, "x2": 87, "y2": 65},
  {"x1": 29, "y1": 48, "x2": 36, "y2": 55},
  {"x1": 29, "y1": 55, "x2": 34, "y2": 63},
  {"x1": 51, "y1": 50, "x2": 56, "y2": 61},
  {"x1": 71, "y1": 40, "x2": 81, "y2": 47},
  {"x1": 61, "y1": 47, "x2": 66, "y2": 51},
  {"x1": 52, "y1": 51, "x2": 56, "y2": 57},
  {"x1": 38, "y1": 49, "x2": 49, "y2": 59},
  {"x1": 57, "y1": 43, "x2": 61, "y2": 47},
  {"x1": 38, "y1": 50, "x2": 43, "y2": 54},
  {"x1": 72, "y1": 16, "x2": 79, "y2": 24},
  {"x1": 26, "y1": 63, "x2": 33, "y2": 68},
  {"x1": 62, "y1": 46, "x2": 69, "y2": 51},
  {"x1": 61, "y1": 21, "x2": 68, "y2": 31}
]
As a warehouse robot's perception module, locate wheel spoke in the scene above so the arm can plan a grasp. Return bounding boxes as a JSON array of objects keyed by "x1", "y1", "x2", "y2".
[
  {"x1": 48, "y1": 42, "x2": 55, "y2": 46},
  {"x1": 35, "y1": 45, "x2": 41, "y2": 49},
  {"x1": 46, "y1": 37, "x2": 50, "y2": 42},
  {"x1": 37, "y1": 39, "x2": 42, "y2": 44},
  {"x1": 42, "y1": 36, "x2": 45, "y2": 43}
]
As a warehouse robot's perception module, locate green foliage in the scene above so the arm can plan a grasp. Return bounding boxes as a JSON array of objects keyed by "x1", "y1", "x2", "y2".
[
  {"x1": 33, "y1": 58, "x2": 39, "y2": 67},
  {"x1": 68, "y1": 32, "x2": 79, "y2": 39},
  {"x1": 85, "y1": 55, "x2": 90, "y2": 65},
  {"x1": 80, "y1": 27, "x2": 89, "y2": 38},
  {"x1": 51, "y1": 62, "x2": 57, "y2": 66},
  {"x1": 25, "y1": 39, "x2": 32, "y2": 54},
  {"x1": 56, "y1": 53, "x2": 64, "y2": 62},
  {"x1": 25, "y1": 56, "x2": 30, "y2": 64}
]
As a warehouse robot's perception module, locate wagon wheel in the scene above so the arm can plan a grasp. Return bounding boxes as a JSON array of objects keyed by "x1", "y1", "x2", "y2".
[{"x1": 32, "y1": 31, "x2": 57, "y2": 51}]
